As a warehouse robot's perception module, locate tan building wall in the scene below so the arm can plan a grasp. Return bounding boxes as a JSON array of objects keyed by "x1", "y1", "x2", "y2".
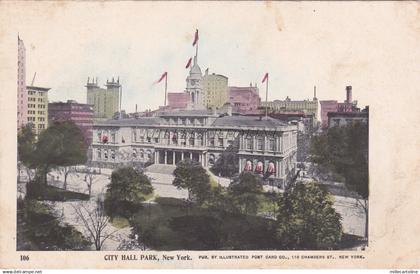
[
  {"x1": 86, "y1": 79, "x2": 120, "y2": 119},
  {"x1": 261, "y1": 97, "x2": 319, "y2": 120},
  {"x1": 202, "y1": 72, "x2": 228, "y2": 109},
  {"x1": 27, "y1": 86, "x2": 49, "y2": 136}
]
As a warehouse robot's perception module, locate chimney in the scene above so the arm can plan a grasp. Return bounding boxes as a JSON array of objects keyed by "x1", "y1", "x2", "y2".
[
  {"x1": 135, "y1": 104, "x2": 138, "y2": 113},
  {"x1": 313, "y1": 85, "x2": 317, "y2": 100},
  {"x1": 346, "y1": 86, "x2": 352, "y2": 103}
]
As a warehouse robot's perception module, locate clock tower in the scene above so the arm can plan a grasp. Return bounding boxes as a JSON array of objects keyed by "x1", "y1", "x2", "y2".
[{"x1": 185, "y1": 56, "x2": 205, "y2": 109}]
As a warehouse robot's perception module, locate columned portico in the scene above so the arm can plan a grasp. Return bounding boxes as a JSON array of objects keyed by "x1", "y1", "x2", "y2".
[{"x1": 155, "y1": 149, "x2": 207, "y2": 167}]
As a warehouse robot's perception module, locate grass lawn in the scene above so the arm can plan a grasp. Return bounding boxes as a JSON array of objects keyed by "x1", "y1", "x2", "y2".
[{"x1": 129, "y1": 197, "x2": 279, "y2": 250}]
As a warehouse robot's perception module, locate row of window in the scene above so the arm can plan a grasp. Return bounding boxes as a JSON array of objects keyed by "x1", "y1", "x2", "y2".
[
  {"x1": 28, "y1": 97, "x2": 46, "y2": 102},
  {"x1": 244, "y1": 138, "x2": 276, "y2": 151}
]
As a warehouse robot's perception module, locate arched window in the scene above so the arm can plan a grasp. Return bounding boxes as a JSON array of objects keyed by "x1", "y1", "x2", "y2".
[
  {"x1": 267, "y1": 162, "x2": 275, "y2": 174},
  {"x1": 255, "y1": 161, "x2": 263, "y2": 173},
  {"x1": 244, "y1": 160, "x2": 253, "y2": 171}
]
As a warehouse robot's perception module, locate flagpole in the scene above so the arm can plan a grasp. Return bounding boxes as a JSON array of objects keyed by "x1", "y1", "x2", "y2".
[
  {"x1": 195, "y1": 39, "x2": 198, "y2": 61},
  {"x1": 164, "y1": 73, "x2": 168, "y2": 106},
  {"x1": 265, "y1": 76, "x2": 269, "y2": 118},
  {"x1": 119, "y1": 85, "x2": 122, "y2": 119}
]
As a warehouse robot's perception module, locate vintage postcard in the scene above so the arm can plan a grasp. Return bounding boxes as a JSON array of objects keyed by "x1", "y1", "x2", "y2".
[{"x1": 0, "y1": 0, "x2": 419, "y2": 270}]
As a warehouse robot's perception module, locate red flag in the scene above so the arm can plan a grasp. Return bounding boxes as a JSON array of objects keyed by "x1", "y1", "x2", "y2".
[
  {"x1": 185, "y1": 57, "x2": 192, "y2": 69},
  {"x1": 262, "y1": 72, "x2": 269, "y2": 83},
  {"x1": 192, "y1": 29, "x2": 199, "y2": 46},
  {"x1": 155, "y1": 72, "x2": 167, "y2": 84}
]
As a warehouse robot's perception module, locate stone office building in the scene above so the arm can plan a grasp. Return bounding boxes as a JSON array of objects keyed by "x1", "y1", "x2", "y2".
[{"x1": 91, "y1": 110, "x2": 297, "y2": 185}]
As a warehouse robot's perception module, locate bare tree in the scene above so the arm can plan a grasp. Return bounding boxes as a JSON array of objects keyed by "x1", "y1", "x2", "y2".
[
  {"x1": 71, "y1": 198, "x2": 118, "y2": 251},
  {"x1": 58, "y1": 166, "x2": 75, "y2": 190},
  {"x1": 83, "y1": 167, "x2": 102, "y2": 197}
]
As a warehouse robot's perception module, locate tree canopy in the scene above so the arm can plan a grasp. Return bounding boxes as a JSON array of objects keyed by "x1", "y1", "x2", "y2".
[
  {"x1": 276, "y1": 182, "x2": 343, "y2": 249},
  {"x1": 173, "y1": 159, "x2": 211, "y2": 205},
  {"x1": 227, "y1": 172, "x2": 264, "y2": 215},
  {"x1": 18, "y1": 124, "x2": 36, "y2": 168},
  {"x1": 33, "y1": 121, "x2": 87, "y2": 183},
  {"x1": 210, "y1": 145, "x2": 239, "y2": 178},
  {"x1": 104, "y1": 167, "x2": 154, "y2": 218},
  {"x1": 310, "y1": 122, "x2": 368, "y2": 199}
]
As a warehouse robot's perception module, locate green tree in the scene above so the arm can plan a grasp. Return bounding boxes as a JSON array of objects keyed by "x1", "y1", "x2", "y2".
[
  {"x1": 104, "y1": 167, "x2": 153, "y2": 218},
  {"x1": 173, "y1": 159, "x2": 211, "y2": 205},
  {"x1": 17, "y1": 199, "x2": 91, "y2": 250},
  {"x1": 210, "y1": 145, "x2": 239, "y2": 178},
  {"x1": 310, "y1": 122, "x2": 368, "y2": 239},
  {"x1": 34, "y1": 121, "x2": 87, "y2": 187},
  {"x1": 17, "y1": 124, "x2": 36, "y2": 181},
  {"x1": 276, "y1": 182, "x2": 343, "y2": 250},
  {"x1": 228, "y1": 172, "x2": 263, "y2": 215}
]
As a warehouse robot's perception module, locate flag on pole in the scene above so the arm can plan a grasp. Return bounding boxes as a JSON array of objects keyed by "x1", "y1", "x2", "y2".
[
  {"x1": 262, "y1": 72, "x2": 269, "y2": 83},
  {"x1": 192, "y1": 29, "x2": 199, "y2": 46},
  {"x1": 185, "y1": 57, "x2": 192, "y2": 69},
  {"x1": 155, "y1": 72, "x2": 167, "y2": 84}
]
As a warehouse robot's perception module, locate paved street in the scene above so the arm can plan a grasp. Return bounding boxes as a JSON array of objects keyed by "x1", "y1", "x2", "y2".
[{"x1": 333, "y1": 195, "x2": 366, "y2": 237}]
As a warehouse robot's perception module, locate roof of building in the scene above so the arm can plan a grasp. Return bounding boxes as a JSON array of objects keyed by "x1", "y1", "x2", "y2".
[
  {"x1": 158, "y1": 109, "x2": 214, "y2": 117},
  {"x1": 95, "y1": 117, "x2": 162, "y2": 126},
  {"x1": 212, "y1": 115, "x2": 288, "y2": 128},
  {"x1": 327, "y1": 111, "x2": 368, "y2": 117},
  {"x1": 26, "y1": 85, "x2": 50, "y2": 91},
  {"x1": 94, "y1": 112, "x2": 290, "y2": 129}
]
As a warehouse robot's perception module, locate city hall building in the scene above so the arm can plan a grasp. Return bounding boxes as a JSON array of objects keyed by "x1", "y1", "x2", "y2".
[{"x1": 90, "y1": 56, "x2": 298, "y2": 185}]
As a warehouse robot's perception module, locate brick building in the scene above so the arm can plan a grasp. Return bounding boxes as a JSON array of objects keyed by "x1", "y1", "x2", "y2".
[
  {"x1": 228, "y1": 84, "x2": 261, "y2": 114},
  {"x1": 320, "y1": 86, "x2": 359, "y2": 129},
  {"x1": 48, "y1": 100, "x2": 94, "y2": 146}
]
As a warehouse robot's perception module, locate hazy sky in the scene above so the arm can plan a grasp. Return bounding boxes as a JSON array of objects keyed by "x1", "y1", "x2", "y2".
[{"x1": 2, "y1": 1, "x2": 420, "y2": 112}]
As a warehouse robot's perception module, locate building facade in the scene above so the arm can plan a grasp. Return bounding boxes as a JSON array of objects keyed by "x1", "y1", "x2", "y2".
[
  {"x1": 228, "y1": 85, "x2": 261, "y2": 114},
  {"x1": 167, "y1": 92, "x2": 190, "y2": 110},
  {"x1": 91, "y1": 111, "x2": 297, "y2": 186},
  {"x1": 328, "y1": 107, "x2": 369, "y2": 128},
  {"x1": 26, "y1": 86, "x2": 49, "y2": 135},
  {"x1": 48, "y1": 100, "x2": 94, "y2": 146},
  {"x1": 261, "y1": 90, "x2": 319, "y2": 121},
  {"x1": 86, "y1": 78, "x2": 120, "y2": 120},
  {"x1": 202, "y1": 71, "x2": 229, "y2": 109},
  {"x1": 17, "y1": 36, "x2": 28, "y2": 130},
  {"x1": 320, "y1": 86, "x2": 358, "y2": 129}
]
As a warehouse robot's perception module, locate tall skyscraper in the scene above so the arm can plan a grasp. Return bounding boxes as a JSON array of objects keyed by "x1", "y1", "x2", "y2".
[
  {"x1": 26, "y1": 85, "x2": 49, "y2": 135},
  {"x1": 17, "y1": 36, "x2": 28, "y2": 130},
  {"x1": 86, "y1": 77, "x2": 120, "y2": 119},
  {"x1": 202, "y1": 69, "x2": 228, "y2": 109}
]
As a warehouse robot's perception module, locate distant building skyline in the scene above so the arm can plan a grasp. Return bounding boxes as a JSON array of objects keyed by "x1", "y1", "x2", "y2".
[{"x1": 320, "y1": 86, "x2": 359, "y2": 129}]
